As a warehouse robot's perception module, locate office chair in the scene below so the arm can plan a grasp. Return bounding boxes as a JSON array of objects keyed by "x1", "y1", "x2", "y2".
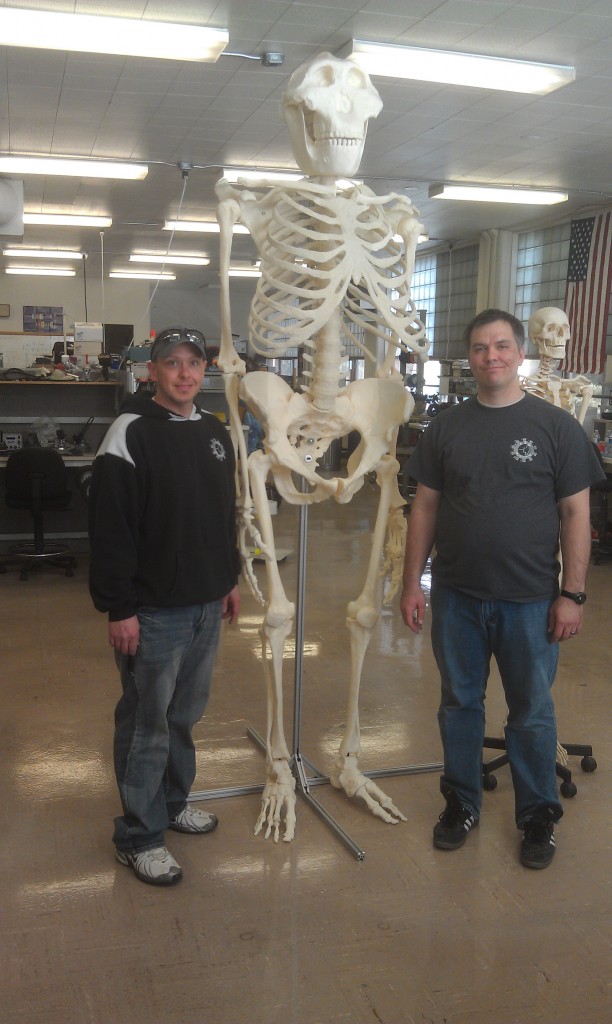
[
  {"x1": 482, "y1": 735, "x2": 597, "y2": 799},
  {"x1": 0, "y1": 448, "x2": 77, "y2": 581},
  {"x1": 590, "y1": 441, "x2": 612, "y2": 564}
]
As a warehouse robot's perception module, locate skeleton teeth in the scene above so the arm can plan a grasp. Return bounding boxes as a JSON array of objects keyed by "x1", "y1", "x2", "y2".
[{"x1": 316, "y1": 137, "x2": 360, "y2": 146}]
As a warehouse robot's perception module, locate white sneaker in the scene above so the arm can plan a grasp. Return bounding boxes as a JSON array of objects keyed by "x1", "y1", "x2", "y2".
[
  {"x1": 169, "y1": 803, "x2": 219, "y2": 834},
  {"x1": 116, "y1": 845, "x2": 183, "y2": 886}
]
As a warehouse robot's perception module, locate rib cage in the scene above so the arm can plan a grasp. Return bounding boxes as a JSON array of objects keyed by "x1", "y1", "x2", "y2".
[{"x1": 236, "y1": 181, "x2": 427, "y2": 360}]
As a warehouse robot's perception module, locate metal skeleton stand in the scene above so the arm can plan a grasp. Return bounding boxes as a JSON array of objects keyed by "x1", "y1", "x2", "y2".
[{"x1": 191, "y1": 498, "x2": 442, "y2": 860}]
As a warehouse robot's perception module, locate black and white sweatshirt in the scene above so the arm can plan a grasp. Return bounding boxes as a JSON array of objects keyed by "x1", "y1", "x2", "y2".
[{"x1": 89, "y1": 392, "x2": 240, "y2": 621}]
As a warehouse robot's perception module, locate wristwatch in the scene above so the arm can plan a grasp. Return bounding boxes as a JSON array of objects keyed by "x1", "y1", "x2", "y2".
[{"x1": 560, "y1": 589, "x2": 587, "y2": 605}]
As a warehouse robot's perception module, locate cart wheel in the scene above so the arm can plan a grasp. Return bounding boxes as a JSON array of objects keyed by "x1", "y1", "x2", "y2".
[
  {"x1": 66, "y1": 568, "x2": 75, "y2": 578},
  {"x1": 581, "y1": 756, "x2": 597, "y2": 772},
  {"x1": 483, "y1": 774, "x2": 497, "y2": 791},
  {"x1": 20, "y1": 569, "x2": 29, "y2": 581},
  {"x1": 560, "y1": 781, "x2": 577, "y2": 798}
]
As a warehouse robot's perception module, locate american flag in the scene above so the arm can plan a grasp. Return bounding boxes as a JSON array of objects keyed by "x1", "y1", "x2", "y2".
[{"x1": 561, "y1": 212, "x2": 612, "y2": 375}]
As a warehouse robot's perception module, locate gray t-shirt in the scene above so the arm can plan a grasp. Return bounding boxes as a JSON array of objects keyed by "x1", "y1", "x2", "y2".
[{"x1": 407, "y1": 393, "x2": 603, "y2": 602}]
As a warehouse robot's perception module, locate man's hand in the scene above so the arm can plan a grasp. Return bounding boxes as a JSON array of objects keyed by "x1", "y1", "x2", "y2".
[
  {"x1": 399, "y1": 483, "x2": 439, "y2": 635},
  {"x1": 548, "y1": 596, "x2": 583, "y2": 643},
  {"x1": 400, "y1": 584, "x2": 426, "y2": 634},
  {"x1": 222, "y1": 585, "x2": 240, "y2": 625},
  {"x1": 109, "y1": 616, "x2": 140, "y2": 656},
  {"x1": 554, "y1": 488, "x2": 590, "y2": 643}
]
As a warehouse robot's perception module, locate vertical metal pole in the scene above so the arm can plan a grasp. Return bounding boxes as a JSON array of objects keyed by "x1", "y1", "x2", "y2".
[{"x1": 292, "y1": 488, "x2": 308, "y2": 754}]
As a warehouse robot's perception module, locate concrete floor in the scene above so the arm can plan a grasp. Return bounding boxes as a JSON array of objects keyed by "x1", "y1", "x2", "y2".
[{"x1": 1, "y1": 483, "x2": 610, "y2": 1024}]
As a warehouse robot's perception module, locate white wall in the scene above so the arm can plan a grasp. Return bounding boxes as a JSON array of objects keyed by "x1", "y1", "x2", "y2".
[
  {"x1": 0, "y1": 274, "x2": 258, "y2": 363},
  {"x1": 0, "y1": 275, "x2": 151, "y2": 362},
  {"x1": 150, "y1": 280, "x2": 257, "y2": 346}
]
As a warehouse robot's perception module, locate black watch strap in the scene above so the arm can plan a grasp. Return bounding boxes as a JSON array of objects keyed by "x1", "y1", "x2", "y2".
[{"x1": 560, "y1": 589, "x2": 587, "y2": 605}]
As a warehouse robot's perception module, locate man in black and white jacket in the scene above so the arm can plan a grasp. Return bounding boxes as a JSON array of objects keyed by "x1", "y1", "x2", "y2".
[{"x1": 89, "y1": 327, "x2": 240, "y2": 887}]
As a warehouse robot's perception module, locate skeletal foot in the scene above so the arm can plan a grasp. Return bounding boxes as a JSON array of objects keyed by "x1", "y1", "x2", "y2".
[
  {"x1": 330, "y1": 753, "x2": 406, "y2": 824},
  {"x1": 254, "y1": 759, "x2": 297, "y2": 842}
]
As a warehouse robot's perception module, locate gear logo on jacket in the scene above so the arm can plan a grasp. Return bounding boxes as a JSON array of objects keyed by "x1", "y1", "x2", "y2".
[{"x1": 210, "y1": 438, "x2": 227, "y2": 461}]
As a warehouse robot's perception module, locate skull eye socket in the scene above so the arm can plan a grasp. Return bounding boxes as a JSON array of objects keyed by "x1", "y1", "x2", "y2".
[
  {"x1": 347, "y1": 67, "x2": 367, "y2": 89},
  {"x1": 313, "y1": 65, "x2": 335, "y2": 87}
]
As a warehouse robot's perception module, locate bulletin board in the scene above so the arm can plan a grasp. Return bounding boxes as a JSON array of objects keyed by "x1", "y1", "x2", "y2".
[{"x1": 23, "y1": 306, "x2": 64, "y2": 334}]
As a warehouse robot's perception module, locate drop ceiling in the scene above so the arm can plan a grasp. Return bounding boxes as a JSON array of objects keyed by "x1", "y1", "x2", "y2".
[{"x1": 1, "y1": 0, "x2": 612, "y2": 290}]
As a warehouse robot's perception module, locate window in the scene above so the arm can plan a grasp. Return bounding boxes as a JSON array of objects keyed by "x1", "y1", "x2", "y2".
[
  {"x1": 514, "y1": 224, "x2": 571, "y2": 350},
  {"x1": 411, "y1": 253, "x2": 436, "y2": 353}
]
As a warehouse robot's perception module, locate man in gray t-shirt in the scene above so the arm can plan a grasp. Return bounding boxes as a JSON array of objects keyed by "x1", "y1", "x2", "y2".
[{"x1": 400, "y1": 308, "x2": 603, "y2": 870}]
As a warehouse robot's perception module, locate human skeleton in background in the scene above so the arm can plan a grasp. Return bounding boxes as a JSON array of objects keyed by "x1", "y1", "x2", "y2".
[
  {"x1": 521, "y1": 306, "x2": 593, "y2": 425},
  {"x1": 216, "y1": 53, "x2": 428, "y2": 842},
  {"x1": 521, "y1": 305, "x2": 592, "y2": 768}
]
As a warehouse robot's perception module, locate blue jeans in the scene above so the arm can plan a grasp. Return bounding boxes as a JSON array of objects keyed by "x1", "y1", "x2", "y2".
[
  {"x1": 430, "y1": 582, "x2": 563, "y2": 826},
  {"x1": 112, "y1": 601, "x2": 222, "y2": 853}
]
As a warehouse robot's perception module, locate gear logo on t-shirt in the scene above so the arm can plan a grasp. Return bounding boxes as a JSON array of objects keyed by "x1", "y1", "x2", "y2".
[
  {"x1": 510, "y1": 437, "x2": 538, "y2": 462},
  {"x1": 210, "y1": 438, "x2": 227, "y2": 461}
]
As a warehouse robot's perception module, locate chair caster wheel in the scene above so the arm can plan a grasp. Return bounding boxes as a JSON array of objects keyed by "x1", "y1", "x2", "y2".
[
  {"x1": 581, "y1": 755, "x2": 597, "y2": 772},
  {"x1": 483, "y1": 774, "x2": 497, "y2": 791},
  {"x1": 560, "y1": 780, "x2": 577, "y2": 798}
]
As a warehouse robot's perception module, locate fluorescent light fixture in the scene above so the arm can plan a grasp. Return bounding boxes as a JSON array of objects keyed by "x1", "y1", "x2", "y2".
[
  {"x1": 3, "y1": 247, "x2": 84, "y2": 259},
  {"x1": 223, "y1": 168, "x2": 303, "y2": 183},
  {"x1": 0, "y1": 7, "x2": 228, "y2": 62},
  {"x1": 24, "y1": 213, "x2": 112, "y2": 227},
  {"x1": 228, "y1": 268, "x2": 262, "y2": 278},
  {"x1": 129, "y1": 253, "x2": 210, "y2": 267},
  {"x1": 429, "y1": 183, "x2": 568, "y2": 205},
  {"x1": 341, "y1": 39, "x2": 575, "y2": 95},
  {"x1": 164, "y1": 220, "x2": 249, "y2": 235},
  {"x1": 222, "y1": 169, "x2": 362, "y2": 189},
  {"x1": 109, "y1": 271, "x2": 176, "y2": 281},
  {"x1": 5, "y1": 267, "x2": 76, "y2": 277},
  {"x1": 393, "y1": 233, "x2": 429, "y2": 244},
  {"x1": 0, "y1": 156, "x2": 147, "y2": 179}
]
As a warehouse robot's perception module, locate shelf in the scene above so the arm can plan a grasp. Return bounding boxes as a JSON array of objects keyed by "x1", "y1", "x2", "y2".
[
  {"x1": 0, "y1": 380, "x2": 119, "y2": 386},
  {"x1": 1, "y1": 416, "x2": 115, "y2": 424}
]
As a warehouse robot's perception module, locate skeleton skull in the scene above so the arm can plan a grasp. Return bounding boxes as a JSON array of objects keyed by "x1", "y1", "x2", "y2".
[
  {"x1": 283, "y1": 53, "x2": 382, "y2": 179},
  {"x1": 528, "y1": 306, "x2": 570, "y2": 361}
]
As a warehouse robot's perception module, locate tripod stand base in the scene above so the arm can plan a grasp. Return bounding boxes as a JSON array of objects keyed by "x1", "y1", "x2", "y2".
[{"x1": 191, "y1": 726, "x2": 442, "y2": 860}]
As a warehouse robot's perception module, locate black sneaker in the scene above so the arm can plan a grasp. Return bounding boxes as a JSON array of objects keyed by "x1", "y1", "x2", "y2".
[
  {"x1": 520, "y1": 818, "x2": 556, "y2": 869},
  {"x1": 433, "y1": 789, "x2": 477, "y2": 850}
]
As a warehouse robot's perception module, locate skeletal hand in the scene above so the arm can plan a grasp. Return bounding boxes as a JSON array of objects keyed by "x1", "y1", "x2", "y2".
[
  {"x1": 330, "y1": 754, "x2": 406, "y2": 824},
  {"x1": 254, "y1": 759, "x2": 297, "y2": 842},
  {"x1": 237, "y1": 505, "x2": 266, "y2": 604},
  {"x1": 380, "y1": 506, "x2": 407, "y2": 605}
]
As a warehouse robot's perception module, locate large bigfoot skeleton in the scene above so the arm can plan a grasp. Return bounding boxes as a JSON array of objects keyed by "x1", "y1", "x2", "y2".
[
  {"x1": 521, "y1": 306, "x2": 593, "y2": 425},
  {"x1": 216, "y1": 54, "x2": 428, "y2": 841}
]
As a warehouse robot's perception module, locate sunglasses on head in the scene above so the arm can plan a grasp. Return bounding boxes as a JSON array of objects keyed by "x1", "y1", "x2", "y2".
[{"x1": 153, "y1": 328, "x2": 208, "y2": 362}]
